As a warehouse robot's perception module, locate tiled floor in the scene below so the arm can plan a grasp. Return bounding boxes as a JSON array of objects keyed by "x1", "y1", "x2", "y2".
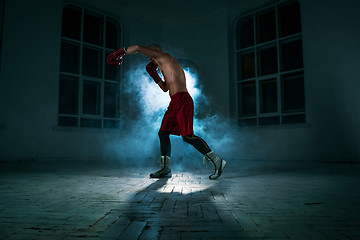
[{"x1": 0, "y1": 160, "x2": 359, "y2": 240}]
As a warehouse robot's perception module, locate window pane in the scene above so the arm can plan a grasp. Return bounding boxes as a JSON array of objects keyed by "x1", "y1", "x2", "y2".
[
  {"x1": 62, "y1": 6, "x2": 81, "y2": 40},
  {"x1": 238, "y1": 51, "x2": 255, "y2": 80},
  {"x1": 238, "y1": 81, "x2": 256, "y2": 116},
  {"x1": 83, "y1": 12, "x2": 103, "y2": 45},
  {"x1": 236, "y1": 17, "x2": 254, "y2": 49},
  {"x1": 80, "y1": 118, "x2": 101, "y2": 128},
  {"x1": 105, "y1": 51, "x2": 120, "y2": 81},
  {"x1": 282, "y1": 72, "x2": 305, "y2": 112},
  {"x1": 104, "y1": 83, "x2": 120, "y2": 118},
  {"x1": 60, "y1": 41, "x2": 80, "y2": 74},
  {"x1": 104, "y1": 119, "x2": 120, "y2": 128},
  {"x1": 258, "y1": 46, "x2": 278, "y2": 76},
  {"x1": 260, "y1": 79, "x2": 277, "y2": 113},
  {"x1": 259, "y1": 116, "x2": 280, "y2": 125},
  {"x1": 82, "y1": 81, "x2": 101, "y2": 115},
  {"x1": 282, "y1": 114, "x2": 305, "y2": 124},
  {"x1": 281, "y1": 39, "x2": 303, "y2": 71},
  {"x1": 279, "y1": 2, "x2": 301, "y2": 37},
  {"x1": 82, "y1": 47, "x2": 102, "y2": 78},
  {"x1": 257, "y1": 9, "x2": 276, "y2": 43},
  {"x1": 58, "y1": 116, "x2": 78, "y2": 127},
  {"x1": 106, "y1": 19, "x2": 119, "y2": 49},
  {"x1": 59, "y1": 75, "x2": 79, "y2": 114}
]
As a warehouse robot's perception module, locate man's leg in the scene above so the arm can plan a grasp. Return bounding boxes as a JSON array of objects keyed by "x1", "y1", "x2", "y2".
[
  {"x1": 159, "y1": 130, "x2": 171, "y2": 157},
  {"x1": 182, "y1": 134, "x2": 226, "y2": 180},
  {"x1": 150, "y1": 130, "x2": 172, "y2": 178},
  {"x1": 182, "y1": 134, "x2": 211, "y2": 155}
]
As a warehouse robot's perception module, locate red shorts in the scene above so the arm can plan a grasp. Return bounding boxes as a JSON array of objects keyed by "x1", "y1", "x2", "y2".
[{"x1": 160, "y1": 92, "x2": 194, "y2": 136}]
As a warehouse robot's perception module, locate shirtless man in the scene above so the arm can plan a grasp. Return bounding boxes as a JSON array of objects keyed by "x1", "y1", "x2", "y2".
[{"x1": 107, "y1": 44, "x2": 226, "y2": 180}]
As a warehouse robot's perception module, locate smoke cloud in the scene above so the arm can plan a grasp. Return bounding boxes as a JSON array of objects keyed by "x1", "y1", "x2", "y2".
[{"x1": 106, "y1": 60, "x2": 237, "y2": 169}]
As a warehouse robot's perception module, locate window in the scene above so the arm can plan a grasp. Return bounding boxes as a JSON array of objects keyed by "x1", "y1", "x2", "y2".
[
  {"x1": 235, "y1": 1, "x2": 305, "y2": 127},
  {"x1": 58, "y1": 4, "x2": 122, "y2": 128}
]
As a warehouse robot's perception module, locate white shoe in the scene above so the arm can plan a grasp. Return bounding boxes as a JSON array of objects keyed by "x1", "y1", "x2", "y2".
[
  {"x1": 203, "y1": 151, "x2": 226, "y2": 180},
  {"x1": 150, "y1": 156, "x2": 172, "y2": 178}
]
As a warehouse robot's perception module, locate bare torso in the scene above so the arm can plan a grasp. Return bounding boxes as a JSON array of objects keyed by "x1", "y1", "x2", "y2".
[{"x1": 155, "y1": 53, "x2": 188, "y2": 96}]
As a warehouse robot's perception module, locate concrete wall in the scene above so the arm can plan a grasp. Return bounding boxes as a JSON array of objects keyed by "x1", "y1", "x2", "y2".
[
  {"x1": 0, "y1": 0, "x2": 64, "y2": 160},
  {"x1": 0, "y1": 0, "x2": 359, "y2": 162}
]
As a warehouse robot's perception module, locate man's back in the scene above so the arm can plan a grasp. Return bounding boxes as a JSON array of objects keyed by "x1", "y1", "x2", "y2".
[{"x1": 156, "y1": 53, "x2": 188, "y2": 96}]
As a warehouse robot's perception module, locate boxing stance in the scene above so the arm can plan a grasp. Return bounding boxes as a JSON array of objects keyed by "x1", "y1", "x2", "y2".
[{"x1": 107, "y1": 44, "x2": 226, "y2": 180}]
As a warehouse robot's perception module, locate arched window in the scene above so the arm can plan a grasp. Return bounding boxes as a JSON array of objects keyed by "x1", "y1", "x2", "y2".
[
  {"x1": 235, "y1": 1, "x2": 305, "y2": 127},
  {"x1": 58, "y1": 4, "x2": 122, "y2": 128}
]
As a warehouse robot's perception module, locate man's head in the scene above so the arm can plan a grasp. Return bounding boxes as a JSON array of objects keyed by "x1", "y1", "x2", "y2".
[{"x1": 148, "y1": 44, "x2": 162, "y2": 52}]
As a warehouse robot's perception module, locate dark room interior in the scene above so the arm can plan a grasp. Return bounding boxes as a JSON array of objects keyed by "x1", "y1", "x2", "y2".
[{"x1": 0, "y1": 0, "x2": 359, "y2": 239}]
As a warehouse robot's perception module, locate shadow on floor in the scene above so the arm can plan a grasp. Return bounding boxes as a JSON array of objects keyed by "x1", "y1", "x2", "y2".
[{"x1": 113, "y1": 176, "x2": 256, "y2": 240}]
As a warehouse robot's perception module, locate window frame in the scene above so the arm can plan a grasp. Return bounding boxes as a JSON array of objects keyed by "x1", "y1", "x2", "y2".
[
  {"x1": 58, "y1": 3, "x2": 123, "y2": 129},
  {"x1": 234, "y1": 0, "x2": 306, "y2": 128}
]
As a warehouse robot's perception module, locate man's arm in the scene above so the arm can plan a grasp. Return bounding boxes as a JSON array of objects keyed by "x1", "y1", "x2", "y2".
[
  {"x1": 127, "y1": 45, "x2": 163, "y2": 60},
  {"x1": 157, "y1": 79, "x2": 169, "y2": 92},
  {"x1": 125, "y1": 45, "x2": 168, "y2": 91},
  {"x1": 146, "y1": 61, "x2": 169, "y2": 92}
]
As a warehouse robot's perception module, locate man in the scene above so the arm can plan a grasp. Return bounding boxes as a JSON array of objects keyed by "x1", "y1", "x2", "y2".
[{"x1": 107, "y1": 44, "x2": 226, "y2": 180}]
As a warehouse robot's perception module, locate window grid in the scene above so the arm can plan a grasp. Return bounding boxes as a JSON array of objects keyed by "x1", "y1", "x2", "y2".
[
  {"x1": 59, "y1": 4, "x2": 122, "y2": 129},
  {"x1": 235, "y1": 0, "x2": 305, "y2": 127}
]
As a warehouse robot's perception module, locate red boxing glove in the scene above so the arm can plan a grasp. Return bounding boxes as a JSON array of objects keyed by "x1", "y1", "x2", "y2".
[
  {"x1": 146, "y1": 61, "x2": 162, "y2": 84},
  {"x1": 107, "y1": 47, "x2": 127, "y2": 66}
]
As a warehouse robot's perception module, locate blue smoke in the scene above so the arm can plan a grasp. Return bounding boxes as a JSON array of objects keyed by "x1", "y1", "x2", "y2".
[{"x1": 106, "y1": 62, "x2": 236, "y2": 168}]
